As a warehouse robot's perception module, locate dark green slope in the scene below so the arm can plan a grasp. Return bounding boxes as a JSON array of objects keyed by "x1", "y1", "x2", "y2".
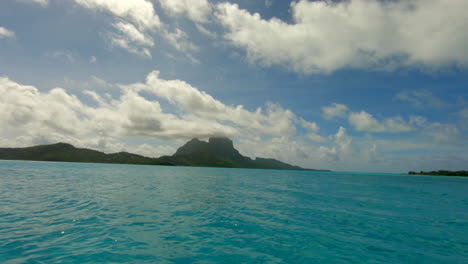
[
  {"x1": 0, "y1": 143, "x2": 170, "y2": 166},
  {"x1": 159, "y1": 151, "x2": 242, "y2": 168},
  {"x1": 163, "y1": 137, "x2": 314, "y2": 170},
  {"x1": 169, "y1": 138, "x2": 253, "y2": 167},
  {"x1": 0, "y1": 138, "x2": 323, "y2": 171},
  {"x1": 252, "y1": 157, "x2": 305, "y2": 170}
]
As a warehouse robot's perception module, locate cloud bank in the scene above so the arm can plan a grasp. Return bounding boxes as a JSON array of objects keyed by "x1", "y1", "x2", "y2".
[
  {"x1": 0, "y1": 72, "x2": 307, "y2": 153},
  {"x1": 216, "y1": 0, "x2": 468, "y2": 74},
  {"x1": 1, "y1": 72, "x2": 466, "y2": 172}
]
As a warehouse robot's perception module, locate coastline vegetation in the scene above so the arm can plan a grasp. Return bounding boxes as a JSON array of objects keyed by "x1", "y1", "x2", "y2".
[{"x1": 408, "y1": 170, "x2": 468, "y2": 177}]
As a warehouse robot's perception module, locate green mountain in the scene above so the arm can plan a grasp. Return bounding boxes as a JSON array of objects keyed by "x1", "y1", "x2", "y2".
[
  {"x1": 0, "y1": 138, "x2": 324, "y2": 171},
  {"x1": 0, "y1": 142, "x2": 169, "y2": 165},
  {"x1": 155, "y1": 137, "x2": 317, "y2": 170}
]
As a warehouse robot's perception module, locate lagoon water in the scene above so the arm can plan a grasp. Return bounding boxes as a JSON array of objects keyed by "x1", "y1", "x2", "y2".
[{"x1": 0, "y1": 160, "x2": 467, "y2": 263}]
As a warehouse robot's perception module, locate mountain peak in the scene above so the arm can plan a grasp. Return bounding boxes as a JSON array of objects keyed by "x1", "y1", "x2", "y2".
[
  {"x1": 49, "y1": 142, "x2": 75, "y2": 149},
  {"x1": 169, "y1": 137, "x2": 313, "y2": 170},
  {"x1": 174, "y1": 137, "x2": 238, "y2": 157},
  {"x1": 208, "y1": 137, "x2": 234, "y2": 149}
]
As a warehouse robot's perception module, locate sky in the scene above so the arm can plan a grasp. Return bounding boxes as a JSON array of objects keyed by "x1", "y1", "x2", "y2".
[{"x1": 0, "y1": 0, "x2": 467, "y2": 173}]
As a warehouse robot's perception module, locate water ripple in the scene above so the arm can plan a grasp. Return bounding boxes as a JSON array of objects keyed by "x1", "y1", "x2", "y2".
[{"x1": 0, "y1": 161, "x2": 467, "y2": 263}]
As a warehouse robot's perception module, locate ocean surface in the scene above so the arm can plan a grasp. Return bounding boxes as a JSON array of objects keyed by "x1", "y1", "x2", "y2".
[{"x1": 0, "y1": 161, "x2": 467, "y2": 264}]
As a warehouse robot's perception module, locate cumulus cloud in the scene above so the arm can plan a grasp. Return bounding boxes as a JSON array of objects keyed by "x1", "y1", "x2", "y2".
[
  {"x1": 125, "y1": 71, "x2": 299, "y2": 137},
  {"x1": 322, "y1": 103, "x2": 348, "y2": 120},
  {"x1": 300, "y1": 119, "x2": 326, "y2": 142},
  {"x1": 301, "y1": 119, "x2": 319, "y2": 133},
  {"x1": 319, "y1": 126, "x2": 353, "y2": 161},
  {"x1": 348, "y1": 111, "x2": 414, "y2": 133},
  {"x1": 0, "y1": 26, "x2": 15, "y2": 39},
  {"x1": 72, "y1": 0, "x2": 160, "y2": 57},
  {"x1": 0, "y1": 75, "x2": 237, "y2": 154},
  {"x1": 158, "y1": 0, "x2": 212, "y2": 23},
  {"x1": 216, "y1": 0, "x2": 468, "y2": 74},
  {"x1": 0, "y1": 71, "x2": 308, "y2": 156}
]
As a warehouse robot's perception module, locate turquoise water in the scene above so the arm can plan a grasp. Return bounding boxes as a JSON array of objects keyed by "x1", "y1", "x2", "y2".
[{"x1": 0, "y1": 161, "x2": 467, "y2": 263}]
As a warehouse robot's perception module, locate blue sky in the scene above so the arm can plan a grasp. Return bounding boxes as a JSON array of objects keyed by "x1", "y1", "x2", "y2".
[{"x1": 0, "y1": 0, "x2": 467, "y2": 173}]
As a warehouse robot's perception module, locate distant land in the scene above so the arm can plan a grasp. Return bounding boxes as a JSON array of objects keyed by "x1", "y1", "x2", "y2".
[
  {"x1": 408, "y1": 170, "x2": 468, "y2": 177},
  {"x1": 0, "y1": 137, "x2": 327, "y2": 171}
]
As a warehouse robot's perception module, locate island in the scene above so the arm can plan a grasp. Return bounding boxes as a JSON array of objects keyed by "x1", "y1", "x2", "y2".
[
  {"x1": 408, "y1": 170, "x2": 468, "y2": 177},
  {"x1": 0, "y1": 137, "x2": 328, "y2": 171}
]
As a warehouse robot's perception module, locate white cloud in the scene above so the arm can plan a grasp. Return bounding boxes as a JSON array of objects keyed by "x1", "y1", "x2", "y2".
[
  {"x1": 108, "y1": 22, "x2": 155, "y2": 58},
  {"x1": 0, "y1": 26, "x2": 15, "y2": 39},
  {"x1": 16, "y1": 0, "x2": 49, "y2": 6},
  {"x1": 112, "y1": 22, "x2": 154, "y2": 47},
  {"x1": 236, "y1": 136, "x2": 316, "y2": 167},
  {"x1": 89, "y1": 56, "x2": 97, "y2": 63},
  {"x1": 216, "y1": 0, "x2": 468, "y2": 74},
  {"x1": 1, "y1": 74, "x2": 466, "y2": 173},
  {"x1": 160, "y1": 28, "x2": 200, "y2": 63},
  {"x1": 348, "y1": 111, "x2": 381, "y2": 132},
  {"x1": 158, "y1": 0, "x2": 212, "y2": 23},
  {"x1": 335, "y1": 126, "x2": 352, "y2": 153},
  {"x1": 73, "y1": 0, "x2": 161, "y2": 30},
  {"x1": 164, "y1": 28, "x2": 198, "y2": 53},
  {"x1": 71, "y1": 1, "x2": 200, "y2": 59},
  {"x1": 0, "y1": 71, "x2": 304, "y2": 157},
  {"x1": 301, "y1": 119, "x2": 319, "y2": 133},
  {"x1": 72, "y1": 0, "x2": 161, "y2": 57},
  {"x1": 319, "y1": 126, "x2": 353, "y2": 161},
  {"x1": 348, "y1": 111, "x2": 413, "y2": 133},
  {"x1": 395, "y1": 90, "x2": 446, "y2": 108},
  {"x1": 322, "y1": 103, "x2": 348, "y2": 120},
  {"x1": 109, "y1": 36, "x2": 152, "y2": 58},
  {"x1": 0, "y1": 75, "x2": 238, "y2": 154},
  {"x1": 300, "y1": 119, "x2": 326, "y2": 142},
  {"x1": 126, "y1": 71, "x2": 298, "y2": 137}
]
